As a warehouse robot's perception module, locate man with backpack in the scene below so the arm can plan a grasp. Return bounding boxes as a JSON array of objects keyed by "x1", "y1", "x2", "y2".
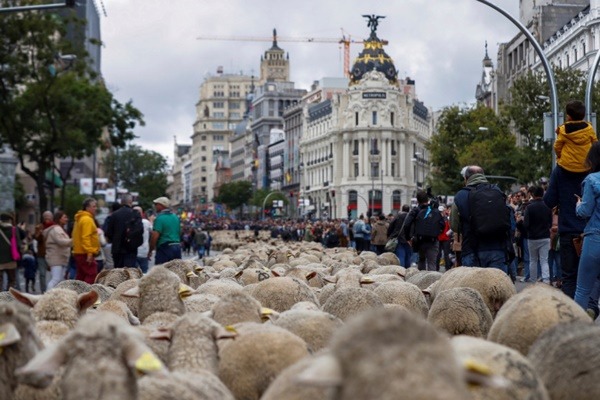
[
  {"x1": 404, "y1": 190, "x2": 445, "y2": 271},
  {"x1": 105, "y1": 194, "x2": 144, "y2": 268},
  {"x1": 195, "y1": 226, "x2": 208, "y2": 259},
  {"x1": 450, "y1": 165, "x2": 511, "y2": 272}
]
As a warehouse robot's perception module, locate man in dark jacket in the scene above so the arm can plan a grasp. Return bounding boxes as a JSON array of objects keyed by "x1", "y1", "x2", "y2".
[
  {"x1": 403, "y1": 191, "x2": 444, "y2": 271},
  {"x1": 387, "y1": 205, "x2": 412, "y2": 268},
  {"x1": 450, "y1": 165, "x2": 510, "y2": 272},
  {"x1": 523, "y1": 186, "x2": 552, "y2": 283},
  {"x1": 105, "y1": 194, "x2": 140, "y2": 268}
]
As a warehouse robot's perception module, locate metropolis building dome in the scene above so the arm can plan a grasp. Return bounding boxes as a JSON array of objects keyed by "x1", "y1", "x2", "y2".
[{"x1": 350, "y1": 15, "x2": 398, "y2": 85}]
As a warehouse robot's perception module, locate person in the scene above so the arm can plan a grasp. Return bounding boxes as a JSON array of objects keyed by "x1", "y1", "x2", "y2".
[
  {"x1": 523, "y1": 186, "x2": 552, "y2": 284},
  {"x1": 148, "y1": 196, "x2": 181, "y2": 264},
  {"x1": 72, "y1": 197, "x2": 100, "y2": 284},
  {"x1": 105, "y1": 194, "x2": 140, "y2": 268},
  {"x1": 353, "y1": 214, "x2": 369, "y2": 253},
  {"x1": 95, "y1": 221, "x2": 107, "y2": 272},
  {"x1": 387, "y1": 205, "x2": 412, "y2": 268},
  {"x1": 43, "y1": 211, "x2": 72, "y2": 290},
  {"x1": 370, "y1": 214, "x2": 388, "y2": 255},
  {"x1": 574, "y1": 141, "x2": 600, "y2": 313},
  {"x1": 548, "y1": 207, "x2": 562, "y2": 287},
  {"x1": 205, "y1": 229, "x2": 213, "y2": 256},
  {"x1": 554, "y1": 100, "x2": 598, "y2": 173},
  {"x1": 436, "y1": 205, "x2": 452, "y2": 271},
  {"x1": 0, "y1": 212, "x2": 22, "y2": 291},
  {"x1": 324, "y1": 224, "x2": 340, "y2": 248},
  {"x1": 33, "y1": 210, "x2": 53, "y2": 293},
  {"x1": 404, "y1": 190, "x2": 444, "y2": 271},
  {"x1": 450, "y1": 166, "x2": 511, "y2": 272},
  {"x1": 21, "y1": 250, "x2": 37, "y2": 293},
  {"x1": 195, "y1": 226, "x2": 208, "y2": 259},
  {"x1": 133, "y1": 206, "x2": 151, "y2": 273}
]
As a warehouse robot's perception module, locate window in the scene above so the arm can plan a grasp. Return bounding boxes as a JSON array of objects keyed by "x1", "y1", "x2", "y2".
[
  {"x1": 391, "y1": 163, "x2": 396, "y2": 176},
  {"x1": 201, "y1": 156, "x2": 207, "y2": 162},
  {"x1": 201, "y1": 146, "x2": 206, "y2": 151},
  {"x1": 355, "y1": 112, "x2": 359, "y2": 126},
  {"x1": 213, "y1": 112, "x2": 225, "y2": 118},
  {"x1": 370, "y1": 139, "x2": 379, "y2": 155},
  {"x1": 372, "y1": 111, "x2": 377, "y2": 125},
  {"x1": 201, "y1": 135, "x2": 206, "y2": 140},
  {"x1": 201, "y1": 166, "x2": 207, "y2": 172},
  {"x1": 213, "y1": 102, "x2": 224, "y2": 108},
  {"x1": 201, "y1": 186, "x2": 206, "y2": 192},
  {"x1": 213, "y1": 91, "x2": 225, "y2": 97},
  {"x1": 212, "y1": 122, "x2": 225, "y2": 129},
  {"x1": 201, "y1": 177, "x2": 206, "y2": 182},
  {"x1": 353, "y1": 140, "x2": 359, "y2": 155},
  {"x1": 230, "y1": 102, "x2": 241, "y2": 109},
  {"x1": 230, "y1": 91, "x2": 240, "y2": 97},
  {"x1": 390, "y1": 112, "x2": 395, "y2": 126},
  {"x1": 229, "y1": 112, "x2": 241, "y2": 119},
  {"x1": 371, "y1": 162, "x2": 380, "y2": 178},
  {"x1": 214, "y1": 135, "x2": 224, "y2": 141},
  {"x1": 354, "y1": 162, "x2": 359, "y2": 177}
]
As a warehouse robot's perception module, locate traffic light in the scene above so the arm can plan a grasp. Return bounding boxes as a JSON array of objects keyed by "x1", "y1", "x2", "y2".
[{"x1": 66, "y1": 0, "x2": 76, "y2": 7}]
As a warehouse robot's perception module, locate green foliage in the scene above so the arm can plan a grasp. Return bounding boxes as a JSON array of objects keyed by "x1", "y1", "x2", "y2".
[
  {"x1": 250, "y1": 188, "x2": 288, "y2": 208},
  {"x1": 0, "y1": 4, "x2": 144, "y2": 214},
  {"x1": 13, "y1": 176, "x2": 27, "y2": 211},
  {"x1": 55, "y1": 184, "x2": 85, "y2": 220},
  {"x1": 214, "y1": 181, "x2": 253, "y2": 212},
  {"x1": 103, "y1": 144, "x2": 169, "y2": 210},
  {"x1": 428, "y1": 105, "x2": 518, "y2": 194}
]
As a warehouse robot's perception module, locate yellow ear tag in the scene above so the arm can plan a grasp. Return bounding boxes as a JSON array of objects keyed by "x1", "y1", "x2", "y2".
[
  {"x1": 135, "y1": 351, "x2": 164, "y2": 373},
  {"x1": 464, "y1": 358, "x2": 492, "y2": 376},
  {"x1": 224, "y1": 325, "x2": 237, "y2": 333},
  {"x1": 0, "y1": 332, "x2": 5, "y2": 355}
]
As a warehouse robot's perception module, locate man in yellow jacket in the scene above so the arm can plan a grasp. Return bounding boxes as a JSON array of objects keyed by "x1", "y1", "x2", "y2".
[
  {"x1": 554, "y1": 100, "x2": 598, "y2": 173},
  {"x1": 72, "y1": 197, "x2": 100, "y2": 284}
]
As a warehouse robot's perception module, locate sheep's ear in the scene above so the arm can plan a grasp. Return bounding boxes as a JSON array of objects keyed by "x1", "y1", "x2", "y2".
[
  {"x1": 0, "y1": 322, "x2": 21, "y2": 346},
  {"x1": 127, "y1": 310, "x2": 140, "y2": 326},
  {"x1": 178, "y1": 284, "x2": 194, "y2": 299},
  {"x1": 323, "y1": 275, "x2": 338, "y2": 284},
  {"x1": 78, "y1": 290, "x2": 99, "y2": 312},
  {"x1": 185, "y1": 271, "x2": 198, "y2": 278},
  {"x1": 16, "y1": 343, "x2": 66, "y2": 388},
  {"x1": 271, "y1": 269, "x2": 281, "y2": 277},
  {"x1": 234, "y1": 270, "x2": 244, "y2": 279},
  {"x1": 360, "y1": 276, "x2": 374, "y2": 285},
  {"x1": 122, "y1": 285, "x2": 140, "y2": 298},
  {"x1": 306, "y1": 271, "x2": 317, "y2": 281},
  {"x1": 9, "y1": 288, "x2": 40, "y2": 308},
  {"x1": 149, "y1": 327, "x2": 172, "y2": 341},
  {"x1": 213, "y1": 325, "x2": 237, "y2": 340},
  {"x1": 463, "y1": 358, "x2": 509, "y2": 388},
  {"x1": 296, "y1": 353, "x2": 343, "y2": 387}
]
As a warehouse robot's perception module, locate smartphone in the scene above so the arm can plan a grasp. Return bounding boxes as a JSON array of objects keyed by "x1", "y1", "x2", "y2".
[{"x1": 575, "y1": 194, "x2": 582, "y2": 200}]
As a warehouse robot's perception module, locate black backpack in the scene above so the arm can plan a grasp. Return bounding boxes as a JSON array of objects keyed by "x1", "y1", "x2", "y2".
[
  {"x1": 123, "y1": 212, "x2": 144, "y2": 251},
  {"x1": 467, "y1": 184, "x2": 511, "y2": 238},
  {"x1": 413, "y1": 206, "x2": 444, "y2": 238}
]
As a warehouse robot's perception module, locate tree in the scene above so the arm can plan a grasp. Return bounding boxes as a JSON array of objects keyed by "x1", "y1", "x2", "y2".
[
  {"x1": 103, "y1": 144, "x2": 169, "y2": 210},
  {"x1": 428, "y1": 105, "x2": 518, "y2": 194},
  {"x1": 250, "y1": 188, "x2": 288, "y2": 218},
  {"x1": 0, "y1": 4, "x2": 144, "y2": 214},
  {"x1": 213, "y1": 181, "x2": 253, "y2": 216},
  {"x1": 500, "y1": 68, "x2": 600, "y2": 183}
]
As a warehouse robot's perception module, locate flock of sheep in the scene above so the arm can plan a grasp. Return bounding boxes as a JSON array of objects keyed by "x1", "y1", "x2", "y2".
[{"x1": 1, "y1": 237, "x2": 599, "y2": 400}]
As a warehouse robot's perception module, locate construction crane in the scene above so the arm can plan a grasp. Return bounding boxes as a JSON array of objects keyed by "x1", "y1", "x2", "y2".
[{"x1": 196, "y1": 29, "x2": 388, "y2": 78}]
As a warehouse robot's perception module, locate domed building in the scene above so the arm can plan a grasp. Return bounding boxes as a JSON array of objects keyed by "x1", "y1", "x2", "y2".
[{"x1": 297, "y1": 16, "x2": 433, "y2": 219}]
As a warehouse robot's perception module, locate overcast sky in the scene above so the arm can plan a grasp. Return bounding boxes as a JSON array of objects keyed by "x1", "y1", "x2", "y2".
[{"x1": 100, "y1": 0, "x2": 520, "y2": 163}]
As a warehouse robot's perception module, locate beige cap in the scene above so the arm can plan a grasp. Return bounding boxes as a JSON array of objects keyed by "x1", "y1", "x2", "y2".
[{"x1": 153, "y1": 196, "x2": 170, "y2": 207}]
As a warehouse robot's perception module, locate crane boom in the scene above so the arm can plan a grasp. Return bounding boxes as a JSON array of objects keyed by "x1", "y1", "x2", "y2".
[{"x1": 196, "y1": 34, "x2": 387, "y2": 78}]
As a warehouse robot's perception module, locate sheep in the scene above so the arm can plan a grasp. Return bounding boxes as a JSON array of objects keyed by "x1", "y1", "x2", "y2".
[
  {"x1": 404, "y1": 266, "x2": 421, "y2": 280},
  {"x1": 53, "y1": 279, "x2": 92, "y2": 294},
  {"x1": 236, "y1": 267, "x2": 276, "y2": 286},
  {"x1": 428, "y1": 287, "x2": 493, "y2": 338},
  {"x1": 148, "y1": 312, "x2": 236, "y2": 374},
  {"x1": 16, "y1": 312, "x2": 167, "y2": 400},
  {"x1": 207, "y1": 291, "x2": 266, "y2": 326},
  {"x1": 406, "y1": 270, "x2": 443, "y2": 290},
  {"x1": 246, "y1": 277, "x2": 320, "y2": 312},
  {"x1": 183, "y1": 293, "x2": 220, "y2": 313},
  {"x1": 487, "y1": 284, "x2": 591, "y2": 355},
  {"x1": 368, "y1": 265, "x2": 406, "y2": 277},
  {"x1": 108, "y1": 279, "x2": 141, "y2": 317},
  {"x1": 284, "y1": 267, "x2": 325, "y2": 288},
  {"x1": 261, "y1": 355, "x2": 335, "y2": 400},
  {"x1": 360, "y1": 259, "x2": 380, "y2": 273},
  {"x1": 426, "y1": 267, "x2": 516, "y2": 317},
  {"x1": 138, "y1": 312, "x2": 180, "y2": 365},
  {"x1": 122, "y1": 267, "x2": 189, "y2": 323},
  {"x1": 0, "y1": 291, "x2": 16, "y2": 303},
  {"x1": 296, "y1": 308, "x2": 474, "y2": 399},
  {"x1": 10, "y1": 288, "x2": 98, "y2": 345},
  {"x1": 318, "y1": 283, "x2": 336, "y2": 305},
  {"x1": 94, "y1": 267, "x2": 143, "y2": 288},
  {"x1": 93, "y1": 299, "x2": 140, "y2": 325},
  {"x1": 218, "y1": 322, "x2": 310, "y2": 400},
  {"x1": 528, "y1": 322, "x2": 600, "y2": 399},
  {"x1": 377, "y1": 252, "x2": 401, "y2": 266},
  {"x1": 322, "y1": 286, "x2": 384, "y2": 321},
  {"x1": 196, "y1": 278, "x2": 244, "y2": 299},
  {"x1": 452, "y1": 335, "x2": 549, "y2": 400},
  {"x1": 90, "y1": 283, "x2": 113, "y2": 302},
  {"x1": 373, "y1": 281, "x2": 429, "y2": 318},
  {"x1": 138, "y1": 370, "x2": 234, "y2": 400},
  {"x1": 161, "y1": 259, "x2": 205, "y2": 288},
  {"x1": 268, "y1": 307, "x2": 343, "y2": 352},
  {"x1": 0, "y1": 302, "x2": 44, "y2": 400}
]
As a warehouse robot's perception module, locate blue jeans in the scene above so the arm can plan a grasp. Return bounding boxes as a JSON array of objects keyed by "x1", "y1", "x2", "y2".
[
  {"x1": 574, "y1": 234, "x2": 600, "y2": 310},
  {"x1": 136, "y1": 257, "x2": 149, "y2": 274},
  {"x1": 462, "y1": 250, "x2": 508, "y2": 273},
  {"x1": 394, "y1": 243, "x2": 413, "y2": 268},
  {"x1": 197, "y1": 245, "x2": 206, "y2": 259},
  {"x1": 155, "y1": 243, "x2": 182, "y2": 265},
  {"x1": 522, "y1": 238, "x2": 531, "y2": 280},
  {"x1": 548, "y1": 249, "x2": 561, "y2": 281}
]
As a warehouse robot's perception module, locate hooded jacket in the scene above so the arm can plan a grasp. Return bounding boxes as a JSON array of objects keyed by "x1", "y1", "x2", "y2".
[
  {"x1": 72, "y1": 210, "x2": 100, "y2": 256},
  {"x1": 576, "y1": 171, "x2": 600, "y2": 236},
  {"x1": 554, "y1": 121, "x2": 597, "y2": 173}
]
